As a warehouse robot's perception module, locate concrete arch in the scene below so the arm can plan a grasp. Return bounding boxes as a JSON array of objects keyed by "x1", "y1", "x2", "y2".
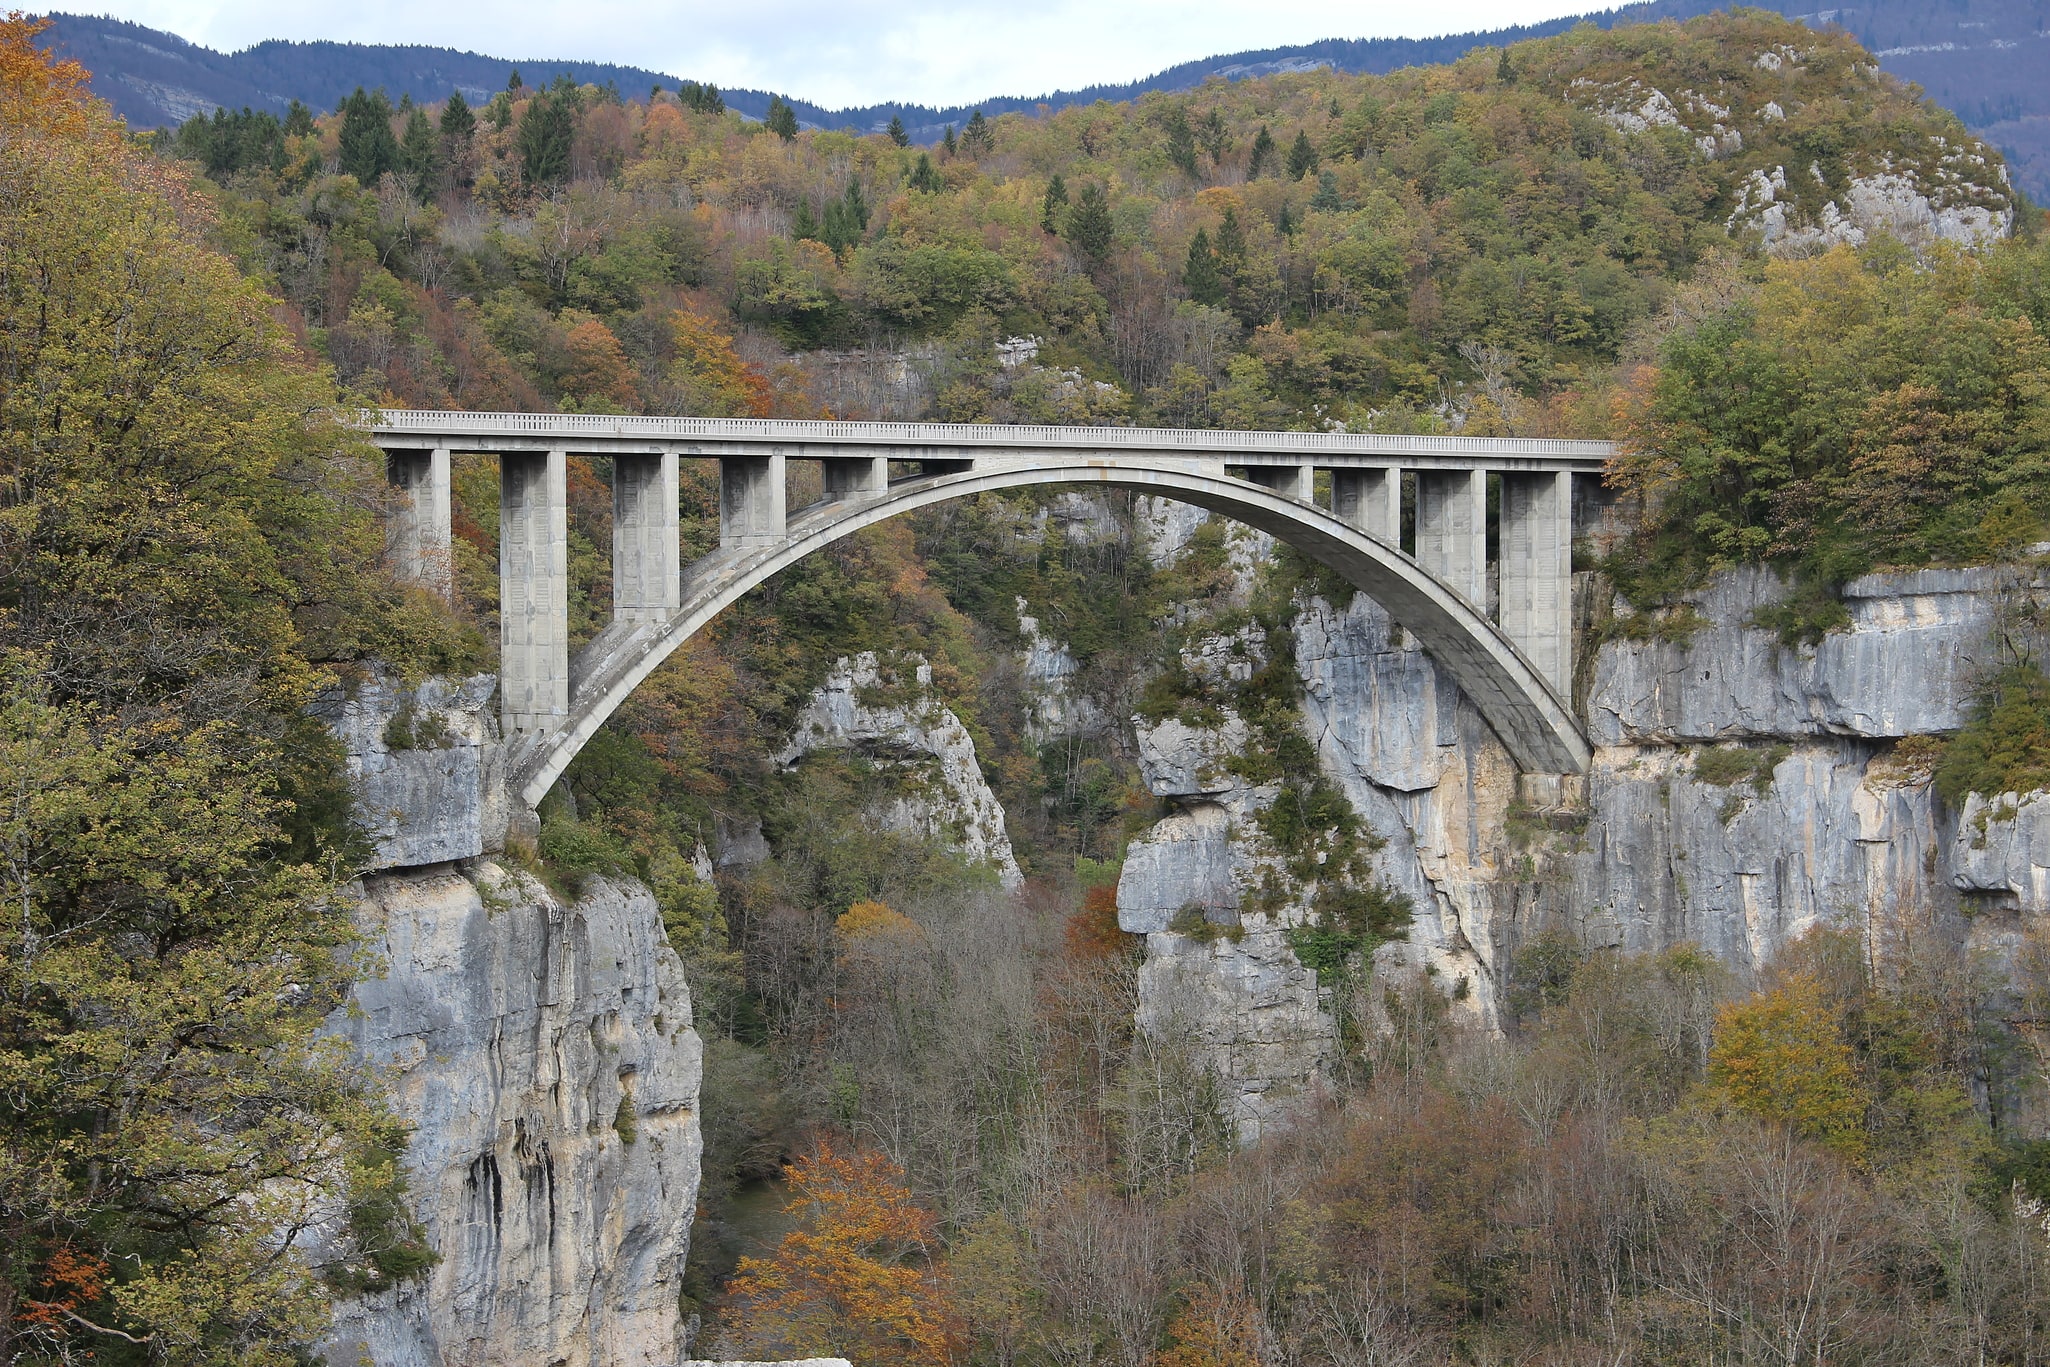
[{"x1": 513, "y1": 460, "x2": 1592, "y2": 807}]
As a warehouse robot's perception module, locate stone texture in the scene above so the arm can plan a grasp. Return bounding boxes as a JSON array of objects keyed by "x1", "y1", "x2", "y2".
[
  {"x1": 1017, "y1": 598, "x2": 1105, "y2": 743},
  {"x1": 778, "y1": 652, "x2": 1023, "y2": 887},
  {"x1": 323, "y1": 864, "x2": 702, "y2": 1367},
  {"x1": 318, "y1": 669, "x2": 508, "y2": 872},
  {"x1": 687, "y1": 1360, "x2": 852, "y2": 1366}
]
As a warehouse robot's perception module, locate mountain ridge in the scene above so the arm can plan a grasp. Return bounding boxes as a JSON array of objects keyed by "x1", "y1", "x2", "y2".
[{"x1": 37, "y1": 1, "x2": 2050, "y2": 199}]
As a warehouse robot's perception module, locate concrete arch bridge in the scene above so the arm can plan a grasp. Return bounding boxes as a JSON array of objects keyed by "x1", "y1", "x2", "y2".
[{"x1": 370, "y1": 412, "x2": 1609, "y2": 810}]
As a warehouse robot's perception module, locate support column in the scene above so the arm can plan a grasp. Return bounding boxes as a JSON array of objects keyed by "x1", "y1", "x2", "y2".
[
  {"x1": 1415, "y1": 468, "x2": 1487, "y2": 607},
  {"x1": 720, "y1": 453, "x2": 787, "y2": 549},
  {"x1": 613, "y1": 452, "x2": 680, "y2": 624},
  {"x1": 1244, "y1": 464, "x2": 1313, "y2": 500},
  {"x1": 822, "y1": 454, "x2": 889, "y2": 500},
  {"x1": 1330, "y1": 466, "x2": 1400, "y2": 544},
  {"x1": 1500, "y1": 470, "x2": 1574, "y2": 694},
  {"x1": 500, "y1": 449, "x2": 569, "y2": 736},
  {"x1": 386, "y1": 446, "x2": 452, "y2": 599}
]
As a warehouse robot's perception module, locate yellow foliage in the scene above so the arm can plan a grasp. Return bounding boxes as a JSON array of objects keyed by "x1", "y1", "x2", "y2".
[
  {"x1": 837, "y1": 899, "x2": 922, "y2": 942},
  {"x1": 1708, "y1": 971, "x2": 1866, "y2": 1156}
]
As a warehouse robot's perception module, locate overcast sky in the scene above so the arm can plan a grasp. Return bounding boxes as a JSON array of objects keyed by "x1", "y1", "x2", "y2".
[{"x1": 71, "y1": 1, "x2": 1602, "y2": 108}]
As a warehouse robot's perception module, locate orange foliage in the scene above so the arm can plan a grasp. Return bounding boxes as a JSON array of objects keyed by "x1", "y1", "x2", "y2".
[
  {"x1": 723, "y1": 1142, "x2": 965, "y2": 1365},
  {"x1": 671, "y1": 306, "x2": 773, "y2": 417},
  {"x1": 0, "y1": 12, "x2": 92, "y2": 138},
  {"x1": 1156, "y1": 1283, "x2": 1263, "y2": 1367},
  {"x1": 19, "y1": 1246, "x2": 111, "y2": 1331},
  {"x1": 837, "y1": 899, "x2": 922, "y2": 942},
  {"x1": 560, "y1": 317, "x2": 641, "y2": 412},
  {"x1": 1064, "y1": 884, "x2": 1129, "y2": 961},
  {"x1": 1709, "y1": 970, "x2": 1866, "y2": 1155}
]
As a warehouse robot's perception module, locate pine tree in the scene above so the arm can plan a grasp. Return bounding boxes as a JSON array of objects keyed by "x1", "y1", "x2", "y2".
[
  {"x1": 1040, "y1": 172, "x2": 1068, "y2": 233},
  {"x1": 1497, "y1": 48, "x2": 1516, "y2": 83},
  {"x1": 399, "y1": 105, "x2": 438, "y2": 196},
  {"x1": 909, "y1": 153, "x2": 942, "y2": 193},
  {"x1": 1183, "y1": 227, "x2": 1225, "y2": 307},
  {"x1": 1247, "y1": 124, "x2": 1275, "y2": 178},
  {"x1": 887, "y1": 113, "x2": 908, "y2": 146},
  {"x1": 1063, "y1": 181, "x2": 1114, "y2": 263},
  {"x1": 283, "y1": 98, "x2": 314, "y2": 138},
  {"x1": 962, "y1": 109, "x2": 993, "y2": 156},
  {"x1": 791, "y1": 198, "x2": 819, "y2": 241},
  {"x1": 440, "y1": 88, "x2": 475, "y2": 144},
  {"x1": 507, "y1": 68, "x2": 523, "y2": 91},
  {"x1": 941, "y1": 124, "x2": 957, "y2": 157},
  {"x1": 1310, "y1": 169, "x2": 1342, "y2": 211},
  {"x1": 766, "y1": 95, "x2": 798, "y2": 140},
  {"x1": 1213, "y1": 205, "x2": 1247, "y2": 267},
  {"x1": 1276, "y1": 201, "x2": 1295, "y2": 236},
  {"x1": 518, "y1": 87, "x2": 574, "y2": 186},
  {"x1": 1161, "y1": 106, "x2": 1198, "y2": 177},
  {"x1": 336, "y1": 86, "x2": 399, "y2": 184},
  {"x1": 1286, "y1": 128, "x2": 1319, "y2": 180},
  {"x1": 1197, "y1": 107, "x2": 1232, "y2": 162}
]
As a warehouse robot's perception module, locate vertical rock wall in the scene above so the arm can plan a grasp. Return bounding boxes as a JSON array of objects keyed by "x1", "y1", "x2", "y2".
[{"x1": 322, "y1": 864, "x2": 703, "y2": 1367}]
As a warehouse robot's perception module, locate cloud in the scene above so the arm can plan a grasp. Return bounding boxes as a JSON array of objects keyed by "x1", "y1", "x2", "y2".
[{"x1": 78, "y1": 0, "x2": 1597, "y2": 107}]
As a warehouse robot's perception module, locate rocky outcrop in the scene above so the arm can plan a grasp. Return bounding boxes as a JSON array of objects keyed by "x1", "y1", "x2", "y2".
[
  {"x1": 317, "y1": 669, "x2": 510, "y2": 871},
  {"x1": 777, "y1": 652, "x2": 1023, "y2": 887},
  {"x1": 323, "y1": 864, "x2": 703, "y2": 1367}
]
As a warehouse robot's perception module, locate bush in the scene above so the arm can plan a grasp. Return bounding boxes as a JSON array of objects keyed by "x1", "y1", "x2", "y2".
[{"x1": 1935, "y1": 664, "x2": 2050, "y2": 804}]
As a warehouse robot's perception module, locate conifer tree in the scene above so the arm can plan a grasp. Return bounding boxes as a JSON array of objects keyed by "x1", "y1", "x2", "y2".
[
  {"x1": 909, "y1": 152, "x2": 942, "y2": 193},
  {"x1": 962, "y1": 109, "x2": 993, "y2": 156},
  {"x1": 1040, "y1": 172, "x2": 1068, "y2": 232},
  {"x1": 507, "y1": 68, "x2": 523, "y2": 91},
  {"x1": 439, "y1": 87, "x2": 475, "y2": 143},
  {"x1": 1183, "y1": 227, "x2": 1224, "y2": 307},
  {"x1": 1497, "y1": 47, "x2": 1516, "y2": 83},
  {"x1": 887, "y1": 113, "x2": 908, "y2": 146},
  {"x1": 1213, "y1": 205, "x2": 1247, "y2": 268},
  {"x1": 518, "y1": 87, "x2": 574, "y2": 186},
  {"x1": 1248, "y1": 123, "x2": 1275, "y2": 178},
  {"x1": 941, "y1": 124, "x2": 957, "y2": 156},
  {"x1": 1286, "y1": 128, "x2": 1319, "y2": 180},
  {"x1": 399, "y1": 105, "x2": 437, "y2": 196},
  {"x1": 1197, "y1": 107, "x2": 1231, "y2": 163},
  {"x1": 1310, "y1": 170, "x2": 1342, "y2": 211},
  {"x1": 766, "y1": 94, "x2": 798, "y2": 140},
  {"x1": 1063, "y1": 180, "x2": 1114, "y2": 263},
  {"x1": 283, "y1": 98, "x2": 314, "y2": 138},
  {"x1": 336, "y1": 87, "x2": 399, "y2": 184},
  {"x1": 1161, "y1": 106, "x2": 1198, "y2": 177}
]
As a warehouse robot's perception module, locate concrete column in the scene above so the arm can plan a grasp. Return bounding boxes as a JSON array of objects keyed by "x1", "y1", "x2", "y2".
[
  {"x1": 1244, "y1": 464, "x2": 1313, "y2": 500},
  {"x1": 613, "y1": 452, "x2": 680, "y2": 624},
  {"x1": 1500, "y1": 470, "x2": 1574, "y2": 693},
  {"x1": 500, "y1": 449, "x2": 569, "y2": 735},
  {"x1": 386, "y1": 446, "x2": 452, "y2": 599},
  {"x1": 720, "y1": 453, "x2": 787, "y2": 549},
  {"x1": 822, "y1": 454, "x2": 889, "y2": 500},
  {"x1": 1415, "y1": 468, "x2": 1487, "y2": 607},
  {"x1": 1330, "y1": 466, "x2": 1399, "y2": 544}
]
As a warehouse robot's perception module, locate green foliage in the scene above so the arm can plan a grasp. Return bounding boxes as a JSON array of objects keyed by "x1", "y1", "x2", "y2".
[
  {"x1": 1062, "y1": 181, "x2": 1114, "y2": 263},
  {"x1": 1285, "y1": 128, "x2": 1318, "y2": 181},
  {"x1": 886, "y1": 113, "x2": 908, "y2": 147},
  {"x1": 1935, "y1": 664, "x2": 2050, "y2": 805},
  {"x1": 336, "y1": 85, "x2": 398, "y2": 183},
  {"x1": 173, "y1": 105, "x2": 285, "y2": 177},
  {"x1": 1286, "y1": 883, "x2": 1414, "y2": 985},
  {"x1": 678, "y1": 80, "x2": 725, "y2": 115},
  {"x1": 765, "y1": 94, "x2": 798, "y2": 141},
  {"x1": 518, "y1": 83, "x2": 576, "y2": 185},
  {"x1": 535, "y1": 795, "x2": 636, "y2": 893}
]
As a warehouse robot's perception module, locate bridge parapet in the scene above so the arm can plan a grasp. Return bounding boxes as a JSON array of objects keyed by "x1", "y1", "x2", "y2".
[{"x1": 369, "y1": 411, "x2": 1606, "y2": 789}]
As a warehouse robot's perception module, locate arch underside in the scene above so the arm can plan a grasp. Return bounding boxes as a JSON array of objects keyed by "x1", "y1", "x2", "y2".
[{"x1": 513, "y1": 461, "x2": 1592, "y2": 806}]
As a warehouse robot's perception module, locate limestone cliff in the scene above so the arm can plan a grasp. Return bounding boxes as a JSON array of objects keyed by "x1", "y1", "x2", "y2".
[{"x1": 323, "y1": 863, "x2": 704, "y2": 1367}]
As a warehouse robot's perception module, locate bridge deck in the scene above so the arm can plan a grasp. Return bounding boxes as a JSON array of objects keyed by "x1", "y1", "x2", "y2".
[{"x1": 369, "y1": 410, "x2": 1613, "y2": 472}]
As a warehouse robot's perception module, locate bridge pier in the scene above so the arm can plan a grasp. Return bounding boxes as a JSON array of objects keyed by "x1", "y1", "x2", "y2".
[
  {"x1": 613, "y1": 453, "x2": 680, "y2": 623},
  {"x1": 500, "y1": 449, "x2": 570, "y2": 735},
  {"x1": 385, "y1": 446, "x2": 452, "y2": 599},
  {"x1": 1241, "y1": 464, "x2": 1313, "y2": 501},
  {"x1": 721, "y1": 453, "x2": 787, "y2": 548},
  {"x1": 1499, "y1": 471, "x2": 1574, "y2": 693},
  {"x1": 1330, "y1": 467, "x2": 1399, "y2": 544},
  {"x1": 1415, "y1": 469, "x2": 1487, "y2": 607},
  {"x1": 822, "y1": 454, "x2": 890, "y2": 500}
]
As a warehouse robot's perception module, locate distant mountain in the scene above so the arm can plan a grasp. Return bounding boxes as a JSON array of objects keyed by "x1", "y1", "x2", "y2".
[{"x1": 38, "y1": 1, "x2": 2050, "y2": 200}]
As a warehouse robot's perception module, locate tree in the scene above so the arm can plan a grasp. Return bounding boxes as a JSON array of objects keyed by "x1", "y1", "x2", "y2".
[
  {"x1": 0, "y1": 19, "x2": 466, "y2": 1357},
  {"x1": 1247, "y1": 123, "x2": 1275, "y2": 178},
  {"x1": 887, "y1": 113, "x2": 909, "y2": 146},
  {"x1": 679, "y1": 79, "x2": 724, "y2": 114},
  {"x1": 1709, "y1": 971, "x2": 1866, "y2": 1155},
  {"x1": 336, "y1": 86, "x2": 398, "y2": 183},
  {"x1": 766, "y1": 94, "x2": 798, "y2": 141},
  {"x1": 941, "y1": 124, "x2": 957, "y2": 157},
  {"x1": 1063, "y1": 181, "x2": 1113, "y2": 264},
  {"x1": 439, "y1": 87, "x2": 475, "y2": 144},
  {"x1": 1040, "y1": 172, "x2": 1067, "y2": 232},
  {"x1": 720, "y1": 1143, "x2": 965, "y2": 1365},
  {"x1": 518, "y1": 86, "x2": 574, "y2": 186},
  {"x1": 1497, "y1": 47, "x2": 1517, "y2": 83},
  {"x1": 1183, "y1": 227, "x2": 1224, "y2": 307},
  {"x1": 560, "y1": 317, "x2": 641, "y2": 412},
  {"x1": 283, "y1": 98, "x2": 314, "y2": 137},
  {"x1": 1286, "y1": 128, "x2": 1319, "y2": 180},
  {"x1": 669, "y1": 308, "x2": 772, "y2": 416},
  {"x1": 399, "y1": 105, "x2": 437, "y2": 193},
  {"x1": 909, "y1": 153, "x2": 942, "y2": 193},
  {"x1": 1161, "y1": 106, "x2": 1198, "y2": 177},
  {"x1": 961, "y1": 109, "x2": 993, "y2": 157},
  {"x1": 1197, "y1": 107, "x2": 1232, "y2": 163}
]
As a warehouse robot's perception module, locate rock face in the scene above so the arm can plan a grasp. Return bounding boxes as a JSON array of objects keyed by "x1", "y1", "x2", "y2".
[
  {"x1": 1114, "y1": 504, "x2": 2045, "y2": 1135},
  {"x1": 316, "y1": 669, "x2": 510, "y2": 872},
  {"x1": 778, "y1": 651, "x2": 1024, "y2": 888},
  {"x1": 323, "y1": 864, "x2": 703, "y2": 1367}
]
